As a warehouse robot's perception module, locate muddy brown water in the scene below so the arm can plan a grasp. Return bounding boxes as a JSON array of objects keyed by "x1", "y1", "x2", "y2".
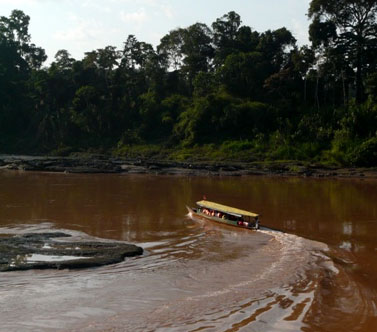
[{"x1": 0, "y1": 171, "x2": 376, "y2": 332}]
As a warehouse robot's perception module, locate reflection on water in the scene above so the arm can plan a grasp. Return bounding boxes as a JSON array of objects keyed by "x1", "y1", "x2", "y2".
[{"x1": 0, "y1": 172, "x2": 377, "y2": 331}]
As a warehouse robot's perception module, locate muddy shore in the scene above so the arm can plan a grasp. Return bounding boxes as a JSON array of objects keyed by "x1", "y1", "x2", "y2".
[{"x1": 1, "y1": 154, "x2": 377, "y2": 178}]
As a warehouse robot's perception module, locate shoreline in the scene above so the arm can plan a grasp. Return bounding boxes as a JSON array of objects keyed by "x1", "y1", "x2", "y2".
[{"x1": 1, "y1": 154, "x2": 377, "y2": 178}]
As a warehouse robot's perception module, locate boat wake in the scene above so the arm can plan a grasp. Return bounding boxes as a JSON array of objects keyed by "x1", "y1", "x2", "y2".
[
  {"x1": 68, "y1": 226, "x2": 340, "y2": 332},
  {"x1": 1, "y1": 223, "x2": 375, "y2": 332}
]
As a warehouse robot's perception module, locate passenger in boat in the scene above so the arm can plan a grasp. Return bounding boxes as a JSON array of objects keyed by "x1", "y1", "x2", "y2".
[
  {"x1": 255, "y1": 217, "x2": 259, "y2": 229},
  {"x1": 211, "y1": 211, "x2": 215, "y2": 216}
]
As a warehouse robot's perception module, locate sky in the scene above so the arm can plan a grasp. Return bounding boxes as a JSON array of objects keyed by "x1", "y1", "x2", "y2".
[{"x1": 0, "y1": 0, "x2": 312, "y2": 64}]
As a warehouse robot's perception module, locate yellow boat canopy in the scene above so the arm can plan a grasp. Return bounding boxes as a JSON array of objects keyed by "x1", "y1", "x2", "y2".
[{"x1": 196, "y1": 200, "x2": 259, "y2": 218}]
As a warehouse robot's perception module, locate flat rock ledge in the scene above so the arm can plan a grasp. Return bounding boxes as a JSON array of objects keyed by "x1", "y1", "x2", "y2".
[
  {"x1": 1, "y1": 155, "x2": 377, "y2": 178},
  {"x1": 0, "y1": 232, "x2": 143, "y2": 272}
]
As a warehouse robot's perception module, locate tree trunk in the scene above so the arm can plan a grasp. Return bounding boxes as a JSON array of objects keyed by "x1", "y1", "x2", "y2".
[
  {"x1": 355, "y1": 43, "x2": 364, "y2": 103},
  {"x1": 304, "y1": 77, "x2": 307, "y2": 104},
  {"x1": 341, "y1": 70, "x2": 347, "y2": 107},
  {"x1": 315, "y1": 74, "x2": 320, "y2": 111}
]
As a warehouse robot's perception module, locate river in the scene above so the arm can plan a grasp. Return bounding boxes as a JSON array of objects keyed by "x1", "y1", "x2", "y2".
[{"x1": 0, "y1": 171, "x2": 376, "y2": 331}]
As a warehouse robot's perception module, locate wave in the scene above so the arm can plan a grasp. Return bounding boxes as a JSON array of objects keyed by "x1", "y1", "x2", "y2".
[{"x1": 1, "y1": 223, "x2": 375, "y2": 332}]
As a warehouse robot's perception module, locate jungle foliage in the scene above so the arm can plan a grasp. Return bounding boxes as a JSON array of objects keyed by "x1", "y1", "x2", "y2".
[{"x1": 1, "y1": 3, "x2": 377, "y2": 165}]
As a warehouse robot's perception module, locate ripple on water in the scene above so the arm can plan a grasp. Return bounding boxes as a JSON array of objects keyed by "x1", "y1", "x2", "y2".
[
  {"x1": 0, "y1": 223, "x2": 373, "y2": 332},
  {"x1": 61, "y1": 228, "x2": 334, "y2": 332}
]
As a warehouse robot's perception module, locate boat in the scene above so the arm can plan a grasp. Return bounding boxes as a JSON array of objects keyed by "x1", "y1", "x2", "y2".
[{"x1": 187, "y1": 200, "x2": 259, "y2": 230}]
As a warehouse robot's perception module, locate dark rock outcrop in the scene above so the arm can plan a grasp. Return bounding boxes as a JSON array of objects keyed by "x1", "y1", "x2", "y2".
[
  {"x1": 0, "y1": 232, "x2": 143, "y2": 272},
  {"x1": 1, "y1": 155, "x2": 377, "y2": 178}
]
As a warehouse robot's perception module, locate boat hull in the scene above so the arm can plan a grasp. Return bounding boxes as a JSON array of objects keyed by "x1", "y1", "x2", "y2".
[{"x1": 187, "y1": 206, "x2": 258, "y2": 230}]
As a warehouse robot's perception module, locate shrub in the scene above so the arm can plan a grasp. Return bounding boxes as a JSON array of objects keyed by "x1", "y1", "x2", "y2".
[{"x1": 350, "y1": 136, "x2": 377, "y2": 166}]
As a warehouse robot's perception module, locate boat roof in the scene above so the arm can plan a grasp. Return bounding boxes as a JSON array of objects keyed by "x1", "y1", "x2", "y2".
[{"x1": 196, "y1": 200, "x2": 259, "y2": 218}]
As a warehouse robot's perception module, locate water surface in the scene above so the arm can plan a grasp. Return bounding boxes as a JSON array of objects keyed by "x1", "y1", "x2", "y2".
[{"x1": 0, "y1": 171, "x2": 376, "y2": 331}]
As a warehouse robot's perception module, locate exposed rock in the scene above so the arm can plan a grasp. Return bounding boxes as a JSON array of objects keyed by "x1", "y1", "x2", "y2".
[
  {"x1": 0, "y1": 232, "x2": 143, "y2": 272},
  {"x1": 1, "y1": 155, "x2": 377, "y2": 178}
]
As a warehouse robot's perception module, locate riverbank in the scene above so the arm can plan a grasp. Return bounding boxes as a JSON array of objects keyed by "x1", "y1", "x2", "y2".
[{"x1": 1, "y1": 155, "x2": 377, "y2": 178}]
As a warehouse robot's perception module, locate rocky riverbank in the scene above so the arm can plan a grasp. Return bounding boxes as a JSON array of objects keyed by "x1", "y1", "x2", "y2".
[
  {"x1": 1, "y1": 154, "x2": 377, "y2": 178},
  {"x1": 0, "y1": 232, "x2": 143, "y2": 272}
]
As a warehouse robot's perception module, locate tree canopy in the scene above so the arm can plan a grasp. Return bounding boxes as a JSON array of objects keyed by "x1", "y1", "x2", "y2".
[{"x1": 1, "y1": 5, "x2": 377, "y2": 166}]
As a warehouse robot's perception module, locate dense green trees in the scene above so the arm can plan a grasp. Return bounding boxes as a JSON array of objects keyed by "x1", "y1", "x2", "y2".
[
  {"x1": 309, "y1": 0, "x2": 377, "y2": 103},
  {"x1": 0, "y1": 10, "x2": 46, "y2": 149},
  {"x1": 1, "y1": 4, "x2": 377, "y2": 165}
]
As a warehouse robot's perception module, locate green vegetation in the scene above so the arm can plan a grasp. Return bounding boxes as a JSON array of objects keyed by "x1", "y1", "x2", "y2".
[{"x1": 1, "y1": 2, "x2": 377, "y2": 166}]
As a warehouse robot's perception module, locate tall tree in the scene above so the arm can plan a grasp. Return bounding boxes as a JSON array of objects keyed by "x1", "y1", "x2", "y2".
[
  {"x1": 122, "y1": 35, "x2": 155, "y2": 69},
  {"x1": 180, "y1": 23, "x2": 214, "y2": 83},
  {"x1": 158, "y1": 23, "x2": 213, "y2": 88},
  {"x1": 0, "y1": 10, "x2": 46, "y2": 69},
  {"x1": 212, "y1": 11, "x2": 242, "y2": 65},
  {"x1": 308, "y1": 0, "x2": 377, "y2": 103},
  {"x1": 257, "y1": 28, "x2": 296, "y2": 72},
  {"x1": 158, "y1": 29, "x2": 184, "y2": 70},
  {"x1": 0, "y1": 10, "x2": 46, "y2": 141}
]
